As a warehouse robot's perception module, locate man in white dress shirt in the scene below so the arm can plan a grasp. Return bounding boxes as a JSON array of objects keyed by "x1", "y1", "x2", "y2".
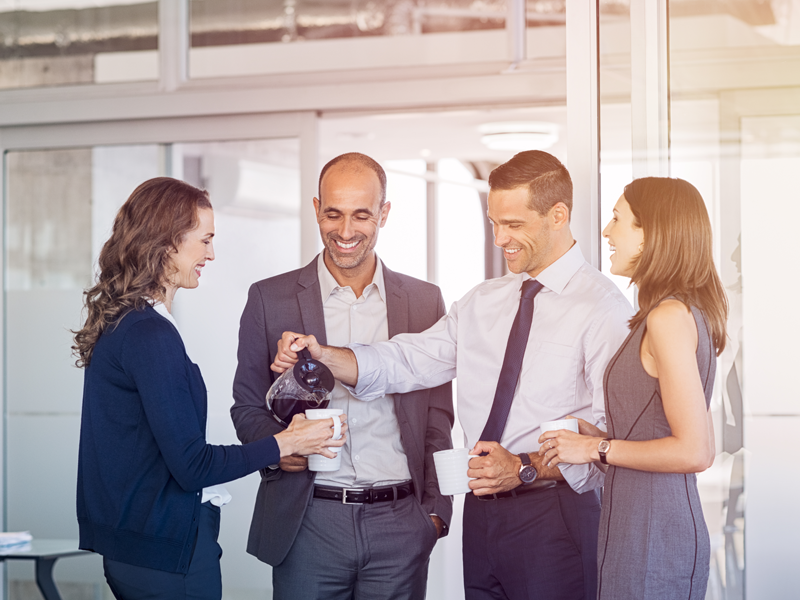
[
  {"x1": 273, "y1": 150, "x2": 633, "y2": 600},
  {"x1": 231, "y1": 153, "x2": 453, "y2": 600}
]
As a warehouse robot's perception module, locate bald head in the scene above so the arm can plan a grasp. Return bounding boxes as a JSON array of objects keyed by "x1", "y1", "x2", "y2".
[{"x1": 318, "y1": 152, "x2": 387, "y2": 206}]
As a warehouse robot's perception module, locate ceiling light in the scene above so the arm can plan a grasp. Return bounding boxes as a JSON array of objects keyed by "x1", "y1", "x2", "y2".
[{"x1": 478, "y1": 122, "x2": 559, "y2": 151}]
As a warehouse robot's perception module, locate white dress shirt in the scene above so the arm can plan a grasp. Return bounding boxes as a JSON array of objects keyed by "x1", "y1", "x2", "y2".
[
  {"x1": 152, "y1": 302, "x2": 232, "y2": 507},
  {"x1": 314, "y1": 254, "x2": 412, "y2": 488},
  {"x1": 350, "y1": 243, "x2": 633, "y2": 494}
]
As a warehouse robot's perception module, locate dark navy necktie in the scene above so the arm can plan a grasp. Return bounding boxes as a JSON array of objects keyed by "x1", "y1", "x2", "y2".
[{"x1": 479, "y1": 279, "x2": 544, "y2": 444}]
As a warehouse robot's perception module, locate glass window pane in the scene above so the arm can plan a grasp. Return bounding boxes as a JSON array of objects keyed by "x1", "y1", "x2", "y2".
[
  {"x1": 526, "y1": 0, "x2": 566, "y2": 61},
  {"x1": 188, "y1": 0, "x2": 568, "y2": 78},
  {"x1": 436, "y1": 157, "x2": 485, "y2": 307},
  {"x1": 381, "y1": 159, "x2": 428, "y2": 282},
  {"x1": 0, "y1": 0, "x2": 159, "y2": 90},
  {"x1": 599, "y1": 0, "x2": 635, "y2": 306},
  {"x1": 4, "y1": 144, "x2": 160, "y2": 594},
  {"x1": 667, "y1": 0, "x2": 800, "y2": 595},
  {"x1": 190, "y1": 0, "x2": 508, "y2": 46},
  {"x1": 3, "y1": 138, "x2": 301, "y2": 597}
]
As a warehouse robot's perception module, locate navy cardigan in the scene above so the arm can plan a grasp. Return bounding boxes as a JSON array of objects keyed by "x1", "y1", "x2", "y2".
[{"x1": 77, "y1": 305, "x2": 279, "y2": 573}]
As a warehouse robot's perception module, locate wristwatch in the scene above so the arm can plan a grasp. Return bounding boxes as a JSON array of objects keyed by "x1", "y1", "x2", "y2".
[
  {"x1": 518, "y1": 453, "x2": 538, "y2": 484},
  {"x1": 598, "y1": 439, "x2": 612, "y2": 465}
]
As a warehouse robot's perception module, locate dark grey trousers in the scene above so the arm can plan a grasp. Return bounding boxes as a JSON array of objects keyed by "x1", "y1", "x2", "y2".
[{"x1": 272, "y1": 492, "x2": 439, "y2": 600}]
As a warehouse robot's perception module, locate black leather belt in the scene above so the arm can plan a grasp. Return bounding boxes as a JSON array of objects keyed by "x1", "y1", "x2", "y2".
[
  {"x1": 476, "y1": 479, "x2": 567, "y2": 501},
  {"x1": 313, "y1": 482, "x2": 415, "y2": 505}
]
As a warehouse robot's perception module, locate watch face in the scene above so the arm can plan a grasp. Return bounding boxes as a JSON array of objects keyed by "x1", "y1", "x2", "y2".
[
  {"x1": 598, "y1": 440, "x2": 611, "y2": 454},
  {"x1": 519, "y1": 465, "x2": 537, "y2": 484}
]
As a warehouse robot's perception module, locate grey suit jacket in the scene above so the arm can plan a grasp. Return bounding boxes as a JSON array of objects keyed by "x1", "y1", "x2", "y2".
[{"x1": 231, "y1": 256, "x2": 454, "y2": 567}]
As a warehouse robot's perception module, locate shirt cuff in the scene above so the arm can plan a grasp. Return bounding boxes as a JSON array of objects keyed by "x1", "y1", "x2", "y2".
[
  {"x1": 430, "y1": 514, "x2": 446, "y2": 535},
  {"x1": 201, "y1": 485, "x2": 232, "y2": 507},
  {"x1": 343, "y1": 344, "x2": 388, "y2": 401},
  {"x1": 558, "y1": 461, "x2": 605, "y2": 494}
]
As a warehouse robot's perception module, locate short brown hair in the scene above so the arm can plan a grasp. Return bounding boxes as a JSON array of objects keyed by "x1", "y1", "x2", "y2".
[
  {"x1": 72, "y1": 177, "x2": 212, "y2": 367},
  {"x1": 625, "y1": 177, "x2": 728, "y2": 354},
  {"x1": 488, "y1": 150, "x2": 573, "y2": 216},
  {"x1": 318, "y1": 152, "x2": 387, "y2": 205}
]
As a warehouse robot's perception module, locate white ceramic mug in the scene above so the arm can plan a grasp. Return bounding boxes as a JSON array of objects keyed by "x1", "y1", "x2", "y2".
[
  {"x1": 540, "y1": 418, "x2": 580, "y2": 435},
  {"x1": 305, "y1": 408, "x2": 344, "y2": 472},
  {"x1": 433, "y1": 448, "x2": 474, "y2": 495}
]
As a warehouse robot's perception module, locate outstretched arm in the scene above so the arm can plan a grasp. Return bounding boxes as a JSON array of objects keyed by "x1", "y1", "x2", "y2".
[
  {"x1": 272, "y1": 332, "x2": 359, "y2": 387},
  {"x1": 273, "y1": 305, "x2": 459, "y2": 400}
]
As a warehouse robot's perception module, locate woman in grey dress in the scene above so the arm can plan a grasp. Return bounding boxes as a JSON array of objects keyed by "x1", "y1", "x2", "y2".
[{"x1": 537, "y1": 177, "x2": 728, "y2": 600}]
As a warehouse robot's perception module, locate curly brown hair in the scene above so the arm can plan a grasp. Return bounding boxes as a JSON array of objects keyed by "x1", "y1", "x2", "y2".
[{"x1": 72, "y1": 177, "x2": 212, "y2": 367}]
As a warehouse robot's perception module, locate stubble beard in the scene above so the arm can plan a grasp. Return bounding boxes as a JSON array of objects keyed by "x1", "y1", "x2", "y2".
[
  {"x1": 324, "y1": 234, "x2": 374, "y2": 271},
  {"x1": 509, "y1": 238, "x2": 550, "y2": 275}
]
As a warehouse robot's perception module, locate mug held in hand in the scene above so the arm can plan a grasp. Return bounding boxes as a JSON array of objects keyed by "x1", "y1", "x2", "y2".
[{"x1": 305, "y1": 408, "x2": 344, "y2": 472}]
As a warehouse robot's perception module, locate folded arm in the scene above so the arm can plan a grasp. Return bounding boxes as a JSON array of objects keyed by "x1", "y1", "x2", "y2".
[{"x1": 273, "y1": 306, "x2": 459, "y2": 400}]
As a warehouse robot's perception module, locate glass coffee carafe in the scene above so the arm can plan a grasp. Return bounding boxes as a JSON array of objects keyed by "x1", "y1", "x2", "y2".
[{"x1": 266, "y1": 348, "x2": 335, "y2": 427}]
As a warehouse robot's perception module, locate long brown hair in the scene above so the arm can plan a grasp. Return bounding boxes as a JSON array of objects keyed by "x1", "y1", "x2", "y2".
[
  {"x1": 625, "y1": 177, "x2": 728, "y2": 354},
  {"x1": 72, "y1": 177, "x2": 212, "y2": 367}
]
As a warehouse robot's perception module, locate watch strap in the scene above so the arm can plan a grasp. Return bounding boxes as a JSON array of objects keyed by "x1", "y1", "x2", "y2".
[
  {"x1": 517, "y1": 452, "x2": 537, "y2": 484},
  {"x1": 598, "y1": 439, "x2": 611, "y2": 465}
]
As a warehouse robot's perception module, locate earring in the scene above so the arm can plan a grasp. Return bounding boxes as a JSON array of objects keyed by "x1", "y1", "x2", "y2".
[{"x1": 638, "y1": 243, "x2": 644, "y2": 252}]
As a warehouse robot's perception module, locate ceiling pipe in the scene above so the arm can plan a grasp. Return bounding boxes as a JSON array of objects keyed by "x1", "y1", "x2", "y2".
[{"x1": 505, "y1": 0, "x2": 527, "y2": 72}]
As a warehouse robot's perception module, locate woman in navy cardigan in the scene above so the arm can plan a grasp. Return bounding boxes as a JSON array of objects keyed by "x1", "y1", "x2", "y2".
[{"x1": 73, "y1": 178, "x2": 345, "y2": 600}]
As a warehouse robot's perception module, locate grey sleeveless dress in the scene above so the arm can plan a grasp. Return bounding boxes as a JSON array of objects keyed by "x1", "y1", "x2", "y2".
[{"x1": 597, "y1": 304, "x2": 714, "y2": 600}]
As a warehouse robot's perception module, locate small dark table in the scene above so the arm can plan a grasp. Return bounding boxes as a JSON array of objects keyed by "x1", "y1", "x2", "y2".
[{"x1": 0, "y1": 539, "x2": 88, "y2": 600}]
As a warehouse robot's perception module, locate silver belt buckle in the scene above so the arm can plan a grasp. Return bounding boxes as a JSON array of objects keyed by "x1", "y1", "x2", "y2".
[{"x1": 342, "y1": 488, "x2": 363, "y2": 504}]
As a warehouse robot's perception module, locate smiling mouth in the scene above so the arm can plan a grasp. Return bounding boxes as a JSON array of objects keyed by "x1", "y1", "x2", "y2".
[
  {"x1": 334, "y1": 239, "x2": 361, "y2": 250},
  {"x1": 195, "y1": 264, "x2": 204, "y2": 277},
  {"x1": 504, "y1": 248, "x2": 522, "y2": 256}
]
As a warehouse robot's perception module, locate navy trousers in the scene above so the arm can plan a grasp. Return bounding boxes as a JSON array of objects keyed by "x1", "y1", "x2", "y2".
[
  {"x1": 103, "y1": 503, "x2": 223, "y2": 600},
  {"x1": 463, "y1": 485, "x2": 601, "y2": 600}
]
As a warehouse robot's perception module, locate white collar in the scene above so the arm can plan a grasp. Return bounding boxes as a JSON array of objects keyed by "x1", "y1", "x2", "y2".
[
  {"x1": 519, "y1": 242, "x2": 585, "y2": 295},
  {"x1": 317, "y1": 252, "x2": 387, "y2": 302},
  {"x1": 151, "y1": 301, "x2": 180, "y2": 334}
]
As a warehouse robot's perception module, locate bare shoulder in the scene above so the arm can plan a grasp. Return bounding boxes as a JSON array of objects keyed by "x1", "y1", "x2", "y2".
[{"x1": 646, "y1": 299, "x2": 697, "y2": 347}]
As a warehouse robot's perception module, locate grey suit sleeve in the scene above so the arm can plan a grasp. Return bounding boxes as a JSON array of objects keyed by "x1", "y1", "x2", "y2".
[
  {"x1": 231, "y1": 284, "x2": 285, "y2": 477},
  {"x1": 419, "y1": 290, "x2": 455, "y2": 535}
]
